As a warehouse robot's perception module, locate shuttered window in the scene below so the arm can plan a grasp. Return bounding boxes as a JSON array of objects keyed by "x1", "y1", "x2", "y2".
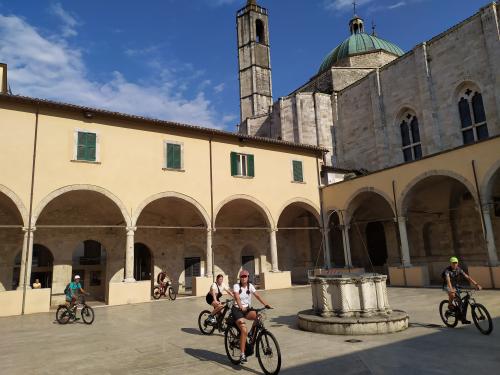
[
  {"x1": 166, "y1": 143, "x2": 182, "y2": 170},
  {"x1": 77, "y1": 131, "x2": 97, "y2": 162},
  {"x1": 292, "y1": 160, "x2": 303, "y2": 182},
  {"x1": 230, "y1": 152, "x2": 254, "y2": 177}
]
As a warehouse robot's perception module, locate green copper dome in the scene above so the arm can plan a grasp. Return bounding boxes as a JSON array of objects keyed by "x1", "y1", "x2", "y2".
[{"x1": 318, "y1": 16, "x2": 404, "y2": 74}]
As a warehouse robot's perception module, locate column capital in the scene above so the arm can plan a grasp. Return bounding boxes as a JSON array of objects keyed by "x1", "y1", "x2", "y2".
[
  {"x1": 268, "y1": 228, "x2": 278, "y2": 233},
  {"x1": 126, "y1": 226, "x2": 137, "y2": 233},
  {"x1": 207, "y1": 227, "x2": 213, "y2": 233},
  {"x1": 396, "y1": 216, "x2": 407, "y2": 223},
  {"x1": 22, "y1": 226, "x2": 36, "y2": 232}
]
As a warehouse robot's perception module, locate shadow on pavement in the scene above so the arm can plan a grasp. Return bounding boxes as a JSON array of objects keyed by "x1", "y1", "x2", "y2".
[
  {"x1": 277, "y1": 316, "x2": 499, "y2": 375},
  {"x1": 181, "y1": 327, "x2": 223, "y2": 336},
  {"x1": 184, "y1": 348, "x2": 261, "y2": 374},
  {"x1": 269, "y1": 314, "x2": 301, "y2": 331}
]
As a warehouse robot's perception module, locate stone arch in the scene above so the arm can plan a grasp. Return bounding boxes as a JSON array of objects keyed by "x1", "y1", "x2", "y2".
[
  {"x1": 344, "y1": 187, "x2": 396, "y2": 224},
  {"x1": 277, "y1": 197, "x2": 321, "y2": 224},
  {"x1": 132, "y1": 191, "x2": 210, "y2": 228},
  {"x1": 0, "y1": 184, "x2": 28, "y2": 226},
  {"x1": 393, "y1": 105, "x2": 419, "y2": 127},
  {"x1": 480, "y1": 159, "x2": 500, "y2": 204},
  {"x1": 214, "y1": 194, "x2": 274, "y2": 228},
  {"x1": 454, "y1": 80, "x2": 483, "y2": 100},
  {"x1": 398, "y1": 170, "x2": 478, "y2": 215},
  {"x1": 32, "y1": 184, "x2": 131, "y2": 226}
]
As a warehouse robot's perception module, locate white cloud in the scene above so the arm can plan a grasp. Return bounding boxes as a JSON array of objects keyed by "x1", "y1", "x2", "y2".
[
  {"x1": 214, "y1": 83, "x2": 225, "y2": 93},
  {"x1": 388, "y1": 1, "x2": 407, "y2": 9},
  {"x1": 323, "y1": 0, "x2": 374, "y2": 12},
  {"x1": 50, "y1": 2, "x2": 79, "y2": 37},
  {"x1": 0, "y1": 13, "x2": 228, "y2": 129}
]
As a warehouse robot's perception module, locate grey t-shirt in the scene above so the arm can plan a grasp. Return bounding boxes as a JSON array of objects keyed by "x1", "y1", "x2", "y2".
[{"x1": 445, "y1": 267, "x2": 465, "y2": 286}]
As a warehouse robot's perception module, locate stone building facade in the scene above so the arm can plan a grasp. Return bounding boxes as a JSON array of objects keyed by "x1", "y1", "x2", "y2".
[{"x1": 239, "y1": 1, "x2": 500, "y2": 176}]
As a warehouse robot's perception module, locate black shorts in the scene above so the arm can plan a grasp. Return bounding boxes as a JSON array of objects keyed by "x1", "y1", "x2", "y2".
[{"x1": 231, "y1": 305, "x2": 250, "y2": 321}]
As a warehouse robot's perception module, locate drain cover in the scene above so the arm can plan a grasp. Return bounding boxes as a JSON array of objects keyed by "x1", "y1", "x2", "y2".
[{"x1": 345, "y1": 339, "x2": 363, "y2": 343}]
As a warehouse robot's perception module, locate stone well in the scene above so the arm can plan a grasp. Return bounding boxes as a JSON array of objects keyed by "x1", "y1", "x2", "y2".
[{"x1": 298, "y1": 273, "x2": 408, "y2": 335}]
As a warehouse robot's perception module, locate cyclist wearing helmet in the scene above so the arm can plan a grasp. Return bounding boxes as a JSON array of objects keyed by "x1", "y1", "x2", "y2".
[
  {"x1": 232, "y1": 269, "x2": 271, "y2": 365},
  {"x1": 65, "y1": 275, "x2": 87, "y2": 310},
  {"x1": 443, "y1": 256, "x2": 481, "y2": 323}
]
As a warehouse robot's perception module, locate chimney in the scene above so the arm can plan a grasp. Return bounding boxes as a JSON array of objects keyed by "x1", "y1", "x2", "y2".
[{"x1": 0, "y1": 63, "x2": 8, "y2": 94}]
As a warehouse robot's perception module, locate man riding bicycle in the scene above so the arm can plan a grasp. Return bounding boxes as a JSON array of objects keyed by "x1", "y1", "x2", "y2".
[
  {"x1": 64, "y1": 275, "x2": 88, "y2": 318},
  {"x1": 157, "y1": 270, "x2": 170, "y2": 287},
  {"x1": 444, "y1": 256, "x2": 481, "y2": 324},
  {"x1": 206, "y1": 274, "x2": 234, "y2": 325},
  {"x1": 232, "y1": 269, "x2": 271, "y2": 365}
]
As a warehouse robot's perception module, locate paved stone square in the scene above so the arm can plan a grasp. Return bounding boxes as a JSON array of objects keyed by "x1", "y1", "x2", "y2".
[{"x1": 1, "y1": 286, "x2": 500, "y2": 375}]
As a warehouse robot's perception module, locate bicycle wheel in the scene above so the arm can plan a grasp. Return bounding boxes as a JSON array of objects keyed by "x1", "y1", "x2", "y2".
[
  {"x1": 471, "y1": 303, "x2": 493, "y2": 335},
  {"x1": 153, "y1": 286, "x2": 161, "y2": 300},
  {"x1": 224, "y1": 325, "x2": 241, "y2": 365},
  {"x1": 81, "y1": 305, "x2": 95, "y2": 325},
  {"x1": 168, "y1": 286, "x2": 177, "y2": 301},
  {"x1": 256, "y1": 330, "x2": 281, "y2": 375},
  {"x1": 56, "y1": 305, "x2": 71, "y2": 324},
  {"x1": 198, "y1": 310, "x2": 216, "y2": 335},
  {"x1": 439, "y1": 300, "x2": 458, "y2": 328}
]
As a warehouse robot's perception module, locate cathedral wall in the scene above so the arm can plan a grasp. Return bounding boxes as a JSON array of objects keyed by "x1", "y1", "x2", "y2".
[
  {"x1": 279, "y1": 96, "x2": 298, "y2": 143},
  {"x1": 347, "y1": 51, "x2": 398, "y2": 68},
  {"x1": 296, "y1": 94, "x2": 318, "y2": 146},
  {"x1": 425, "y1": 9, "x2": 500, "y2": 148},
  {"x1": 331, "y1": 68, "x2": 373, "y2": 92},
  {"x1": 336, "y1": 77, "x2": 378, "y2": 170}
]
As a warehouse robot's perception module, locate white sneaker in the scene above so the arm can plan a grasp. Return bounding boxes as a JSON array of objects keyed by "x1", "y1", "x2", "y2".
[{"x1": 240, "y1": 354, "x2": 247, "y2": 364}]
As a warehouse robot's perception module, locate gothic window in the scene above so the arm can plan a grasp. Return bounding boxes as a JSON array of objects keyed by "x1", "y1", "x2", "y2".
[
  {"x1": 256, "y1": 19, "x2": 265, "y2": 44},
  {"x1": 458, "y1": 88, "x2": 489, "y2": 145},
  {"x1": 400, "y1": 112, "x2": 422, "y2": 162}
]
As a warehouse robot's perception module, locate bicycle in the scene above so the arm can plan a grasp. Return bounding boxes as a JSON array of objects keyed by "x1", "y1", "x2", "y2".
[
  {"x1": 224, "y1": 306, "x2": 281, "y2": 375},
  {"x1": 153, "y1": 281, "x2": 177, "y2": 300},
  {"x1": 439, "y1": 286, "x2": 493, "y2": 335},
  {"x1": 198, "y1": 299, "x2": 233, "y2": 335},
  {"x1": 56, "y1": 295, "x2": 95, "y2": 325}
]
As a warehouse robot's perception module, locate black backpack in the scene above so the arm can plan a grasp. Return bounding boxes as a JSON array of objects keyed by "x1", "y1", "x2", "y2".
[{"x1": 63, "y1": 283, "x2": 70, "y2": 295}]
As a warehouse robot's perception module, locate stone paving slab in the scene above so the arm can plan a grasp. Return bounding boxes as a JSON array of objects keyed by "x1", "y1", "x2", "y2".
[{"x1": 1, "y1": 286, "x2": 500, "y2": 375}]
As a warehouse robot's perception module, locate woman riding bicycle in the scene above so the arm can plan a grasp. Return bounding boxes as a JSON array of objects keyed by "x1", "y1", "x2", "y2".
[
  {"x1": 232, "y1": 269, "x2": 271, "y2": 365},
  {"x1": 206, "y1": 274, "x2": 234, "y2": 324}
]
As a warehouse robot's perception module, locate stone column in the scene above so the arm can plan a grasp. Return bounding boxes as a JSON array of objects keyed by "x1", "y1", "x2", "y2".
[
  {"x1": 322, "y1": 228, "x2": 331, "y2": 269},
  {"x1": 205, "y1": 228, "x2": 213, "y2": 277},
  {"x1": 397, "y1": 217, "x2": 412, "y2": 267},
  {"x1": 17, "y1": 227, "x2": 32, "y2": 290},
  {"x1": 483, "y1": 208, "x2": 499, "y2": 266},
  {"x1": 124, "y1": 226, "x2": 136, "y2": 282},
  {"x1": 341, "y1": 224, "x2": 353, "y2": 268},
  {"x1": 269, "y1": 228, "x2": 279, "y2": 272}
]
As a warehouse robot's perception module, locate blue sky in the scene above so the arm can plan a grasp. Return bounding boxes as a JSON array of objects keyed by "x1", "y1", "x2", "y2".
[{"x1": 0, "y1": 0, "x2": 489, "y2": 130}]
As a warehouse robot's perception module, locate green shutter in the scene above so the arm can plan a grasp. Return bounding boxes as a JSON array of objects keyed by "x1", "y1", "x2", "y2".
[
  {"x1": 230, "y1": 152, "x2": 238, "y2": 176},
  {"x1": 166, "y1": 143, "x2": 173, "y2": 168},
  {"x1": 172, "y1": 144, "x2": 181, "y2": 169},
  {"x1": 166, "y1": 143, "x2": 181, "y2": 169},
  {"x1": 293, "y1": 160, "x2": 303, "y2": 182},
  {"x1": 247, "y1": 154, "x2": 255, "y2": 177},
  {"x1": 87, "y1": 133, "x2": 96, "y2": 161},
  {"x1": 77, "y1": 131, "x2": 96, "y2": 161}
]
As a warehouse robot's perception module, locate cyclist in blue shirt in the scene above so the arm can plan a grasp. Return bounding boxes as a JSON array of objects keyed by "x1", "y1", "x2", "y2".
[{"x1": 65, "y1": 275, "x2": 87, "y2": 309}]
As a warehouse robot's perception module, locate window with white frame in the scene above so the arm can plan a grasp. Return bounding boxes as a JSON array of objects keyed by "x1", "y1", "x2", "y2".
[
  {"x1": 458, "y1": 87, "x2": 489, "y2": 145},
  {"x1": 164, "y1": 141, "x2": 183, "y2": 170},
  {"x1": 399, "y1": 112, "x2": 422, "y2": 162},
  {"x1": 230, "y1": 152, "x2": 254, "y2": 177},
  {"x1": 75, "y1": 130, "x2": 98, "y2": 162}
]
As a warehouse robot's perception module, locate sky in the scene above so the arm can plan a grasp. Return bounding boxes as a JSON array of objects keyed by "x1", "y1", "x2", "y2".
[{"x1": 0, "y1": 0, "x2": 490, "y2": 131}]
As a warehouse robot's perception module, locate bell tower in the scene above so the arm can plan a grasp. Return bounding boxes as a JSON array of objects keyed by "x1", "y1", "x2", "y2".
[{"x1": 237, "y1": 0, "x2": 273, "y2": 123}]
